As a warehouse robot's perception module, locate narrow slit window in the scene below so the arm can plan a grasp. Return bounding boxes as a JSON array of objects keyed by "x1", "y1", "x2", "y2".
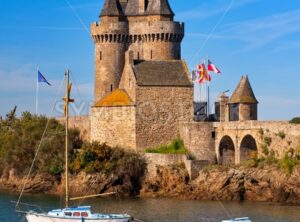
[
  {"x1": 150, "y1": 50, "x2": 153, "y2": 59},
  {"x1": 100, "y1": 51, "x2": 102, "y2": 60},
  {"x1": 110, "y1": 84, "x2": 113, "y2": 92}
]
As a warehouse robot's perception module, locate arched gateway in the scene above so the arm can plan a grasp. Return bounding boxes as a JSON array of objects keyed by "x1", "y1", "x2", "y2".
[
  {"x1": 240, "y1": 135, "x2": 257, "y2": 161},
  {"x1": 219, "y1": 136, "x2": 235, "y2": 165}
]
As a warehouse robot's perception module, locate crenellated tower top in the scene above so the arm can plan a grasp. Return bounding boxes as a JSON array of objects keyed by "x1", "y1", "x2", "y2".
[{"x1": 91, "y1": 0, "x2": 185, "y2": 102}]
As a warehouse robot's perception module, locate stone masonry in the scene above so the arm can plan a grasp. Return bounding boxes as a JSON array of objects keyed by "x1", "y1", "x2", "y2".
[{"x1": 68, "y1": 1, "x2": 300, "y2": 168}]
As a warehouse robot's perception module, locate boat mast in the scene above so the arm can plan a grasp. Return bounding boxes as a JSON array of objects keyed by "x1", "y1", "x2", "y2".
[{"x1": 64, "y1": 68, "x2": 74, "y2": 208}]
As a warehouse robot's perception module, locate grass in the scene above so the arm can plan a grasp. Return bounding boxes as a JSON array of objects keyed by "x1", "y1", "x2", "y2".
[{"x1": 145, "y1": 138, "x2": 188, "y2": 154}]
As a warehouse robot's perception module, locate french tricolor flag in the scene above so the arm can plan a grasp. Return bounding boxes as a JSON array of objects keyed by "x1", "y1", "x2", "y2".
[{"x1": 208, "y1": 59, "x2": 221, "y2": 74}]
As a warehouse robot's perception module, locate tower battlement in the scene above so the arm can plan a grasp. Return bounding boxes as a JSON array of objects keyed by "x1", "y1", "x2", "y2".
[{"x1": 92, "y1": 0, "x2": 184, "y2": 102}]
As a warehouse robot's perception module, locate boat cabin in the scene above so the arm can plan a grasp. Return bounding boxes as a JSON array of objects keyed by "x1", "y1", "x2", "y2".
[{"x1": 48, "y1": 206, "x2": 91, "y2": 218}]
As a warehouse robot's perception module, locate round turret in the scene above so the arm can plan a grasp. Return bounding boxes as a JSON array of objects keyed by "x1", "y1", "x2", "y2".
[{"x1": 91, "y1": 0, "x2": 128, "y2": 102}]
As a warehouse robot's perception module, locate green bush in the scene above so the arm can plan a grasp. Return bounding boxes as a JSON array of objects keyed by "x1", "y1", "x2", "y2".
[
  {"x1": 0, "y1": 111, "x2": 81, "y2": 176},
  {"x1": 261, "y1": 145, "x2": 269, "y2": 156},
  {"x1": 259, "y1": 128, "x2": 264, "y2": 136},
  {"x1": 289, "y1": 117, "x2": 300, "y2": 124},
  {"x1": 279, "y1": 154, "x2": 299, "y2": 175},
  {"x1": 276, "y1": 131, "x2": 286, "y2": 140},
  {"x1": 264, "y1": 137, "x2": 272, "y2": 147},
  {"x1": 145, "y1": 138, "x2": 188, "y2": 154},
  {"x1": 70, "y1": 142, "x2": 147, "y2": 177}
]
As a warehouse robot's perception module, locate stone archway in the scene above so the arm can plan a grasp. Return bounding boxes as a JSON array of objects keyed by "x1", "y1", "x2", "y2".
[
  {"x1": 240, "y1": 135, "x2": 257, "y2": 161},
  {"x1": 219, "y1": 136, "x2": 235, "y2": 165}
]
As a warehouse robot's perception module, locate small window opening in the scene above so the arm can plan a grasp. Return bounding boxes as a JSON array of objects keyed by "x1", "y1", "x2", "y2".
[
  {"x1": 110, "y1": 84, "x2": 113, "y2": 92},
  {"x1": 81, "y1": 212, "x2": 88, "y2": 217},
  {"x1": 129, "y1": 78, "x2": 132, "y2": 89},
  {"x1": 150, "y1": 50, "x2": 153, "y2": 59},
  {"x1": 100, "y1": 51, "x2": 102, "y2": 60},
  {"x1": 65, "y1": 212, "x2": 72, "y2": 217},
  {"x1": 212, "y1": 131, "x2": 216, "y2": 139}
]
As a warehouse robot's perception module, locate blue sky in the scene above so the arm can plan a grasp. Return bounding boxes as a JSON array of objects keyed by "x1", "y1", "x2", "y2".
[{"x1": 0, "y1": 0, "x2": 299, "y2": 120}]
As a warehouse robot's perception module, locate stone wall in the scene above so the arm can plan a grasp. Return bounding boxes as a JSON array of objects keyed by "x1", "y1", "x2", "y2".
[
  {"x1": 215, "y1": 121, "x2": 300, "y2": 163},
  {"x1": 135, "y1": 86, "x2": 193, "y2": 151},
  {"x1": 179, "y1": 122, "x2": 216, "y2": 163},
  {"x1": 90, "y1": 106, "x2": 136, "y2": 150},
  {"x1": 56, "y1": 115, "x2": 90, "y2": 141},
  {"x1": 144, "y1": 153, "x2": 209, "y2": 180},
  {"x1": 179, "y1": 120, "x2": 300, "y2": 165}
]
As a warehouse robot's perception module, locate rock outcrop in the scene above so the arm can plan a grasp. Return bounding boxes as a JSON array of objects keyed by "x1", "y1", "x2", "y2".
[
  {"x1": 141, "y1": 165, "x2": 300, "y2": 204},
  {"x1": 1, "y1": 165, "x2": 300, "y2": 204},
  {"x1": 0, "y1": 169, "x2": 142, "y2": 196}
]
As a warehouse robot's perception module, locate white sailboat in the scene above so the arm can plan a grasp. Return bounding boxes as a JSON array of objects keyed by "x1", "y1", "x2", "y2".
[{"x1": 16, "y1": 69, "x2": 133, "y2": 222}]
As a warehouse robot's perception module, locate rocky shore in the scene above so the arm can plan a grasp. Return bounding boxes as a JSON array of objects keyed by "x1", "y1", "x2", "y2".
[
  {"x1": 141, "y1": 165, "x2": 300, "y2": 204},
  {"x1": 1, "y1": 165, "x2": 300, "y2": 205}
]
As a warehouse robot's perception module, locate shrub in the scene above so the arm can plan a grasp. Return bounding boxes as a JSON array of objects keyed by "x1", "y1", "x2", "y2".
[
  {"x1": 0, "y1": 111, "x2": 81, "y2": 176},
  {"x1": 279, "y1": 154, "x2": 298, "y2": 175},
  {"x1": 289, "y1": 117, "x2": 300, "y2": 124},
  {"x1": 261, "y1": 145, "x2": 269, "y2": 156},
  {"x1": 70, "y1": 142, "x2": 147, "y2": 177},
  {"x1": 259, "y1": 128, "x2": 264, "y2": 136},
  {"x1": 276, "y1": 131, "x2": 286, "y2": 140},
  {"x1": 264, "y1": 137, "x2": 272, "y2": 146},
  {"x1": 145, "y1": 138, "x2": 188, "y2": 154}
]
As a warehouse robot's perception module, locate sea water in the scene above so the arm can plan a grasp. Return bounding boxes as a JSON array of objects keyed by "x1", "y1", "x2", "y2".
[{"x1": 0, "y1": 191, "x2": 299, "y2": 222}]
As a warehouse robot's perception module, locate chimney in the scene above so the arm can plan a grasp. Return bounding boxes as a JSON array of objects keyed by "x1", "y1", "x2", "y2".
[{"x1": 219, "y1": 93, "x2": 229, "y2": 122}]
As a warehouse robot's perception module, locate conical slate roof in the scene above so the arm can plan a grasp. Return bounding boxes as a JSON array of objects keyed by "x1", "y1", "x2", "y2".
[
  {"x1": 229, "y1": 76, "x2": 258, "y2": 104},
  {"x1": 100, "y1": 0, "x2": 123, "y2": 17},
  {"x1": 125, "y1": 0, "x2": 140, "y2": 15},
  {"x1": 146, "y1": 0, "x2": 174, "y2": 16}
]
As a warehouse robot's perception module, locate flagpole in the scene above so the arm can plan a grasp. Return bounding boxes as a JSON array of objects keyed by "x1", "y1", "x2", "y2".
[
  {"x1": 206, "y1": 57, "x2": 210, "y2": 120},
  {"x1": 36, "y1": 67, "x2": 39, "y2": 115}
]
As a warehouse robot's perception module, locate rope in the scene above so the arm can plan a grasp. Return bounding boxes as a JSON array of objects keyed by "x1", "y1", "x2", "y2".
[
  {"x1": 64, "y1": 0, "x2": 90, "y2": 35},
  {"x1": 15, "y1": 75, "x2": 65, "y2": 209},
  {"x1": 188, "y1": 0, "x2": 235, "y2": 68}
]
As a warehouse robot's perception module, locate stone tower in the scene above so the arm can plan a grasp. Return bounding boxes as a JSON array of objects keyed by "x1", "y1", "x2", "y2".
[
  {"x1": 228, "y1": 76, "x2": 258, "y2": 121},
  {"x1": 91, "y1": 0, "x2": 184, "y2": 102},
  {"x1": 91, "y1": 0, "x2": 128, "y2": 102}
]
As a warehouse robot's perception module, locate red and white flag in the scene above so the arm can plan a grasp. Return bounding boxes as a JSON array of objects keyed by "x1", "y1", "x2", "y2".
[
  {"x1": 208, "y1": 59, "x2": 221, "y2": 74},
  {"x1": 197, "y1": 63, "x2": 211, "y2": 84}
]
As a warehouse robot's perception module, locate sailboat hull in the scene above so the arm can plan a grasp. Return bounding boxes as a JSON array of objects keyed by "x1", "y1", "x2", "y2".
[{"x1": 26, "y1": 214, "x2": 132, "y2": 222}]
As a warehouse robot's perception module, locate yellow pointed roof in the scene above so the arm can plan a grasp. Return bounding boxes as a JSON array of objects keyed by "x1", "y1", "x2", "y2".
[{"x1": 94, "y1": 89, "x2": 134, "y2": 107}]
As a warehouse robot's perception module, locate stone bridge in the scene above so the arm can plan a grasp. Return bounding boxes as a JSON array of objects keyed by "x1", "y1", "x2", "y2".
[{"x1": 180, "y1": 121, "x2": 300, "y2": 165}]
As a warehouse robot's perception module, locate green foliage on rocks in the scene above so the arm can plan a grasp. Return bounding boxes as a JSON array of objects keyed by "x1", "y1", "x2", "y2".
[
  {"x1": 0, "y1": 110, "x2": 147, "y2": 190},
  {"x1": 145, "y1": 138, "x2": 188, "y2": 154},
  {"x1": 70, "y1": 142, "x2": 147, "y2": 177},
  {"x1": 242, "y1": 148, "x2": 300, "y2": 175},
  {"x1": 70, "y1": 141, "x2": 147, "y2": 194},
  {"x1": 276, "y1": 130, "x2": 286, "y2": 140},
  {"x1": 0, "y1": 111, "x2": 81, "y2": 177},
  {"x1": 289, "y1": 117, "x2": 300, "y2": 124}
]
